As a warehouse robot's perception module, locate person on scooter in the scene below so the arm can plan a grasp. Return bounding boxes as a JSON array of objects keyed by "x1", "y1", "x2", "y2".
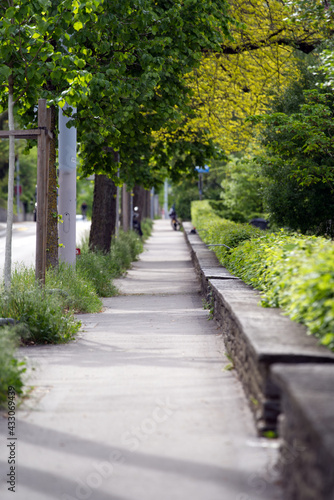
[
  {"x1": 169, "y1": 204, "x2": 180, "y2": 230},
  {"x1": 133, "y1": 206, "x2": 143, "y2": 237}
]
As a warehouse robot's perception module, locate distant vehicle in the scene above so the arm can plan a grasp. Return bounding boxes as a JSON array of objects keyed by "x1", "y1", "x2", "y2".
[
  {"x1": 133, "y1": 206, "x2": 143, "y2": 237},
  {"x1": 169, "y1": 205, "x2": 180, "y2": 231},
  {"x1": 249, "y1": 218, "x2": 268, "y2": 230}
]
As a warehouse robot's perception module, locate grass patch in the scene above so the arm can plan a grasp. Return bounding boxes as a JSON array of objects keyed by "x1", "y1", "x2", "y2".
[
  {"x1": 0, "y1": 326, "x2": 26, "y2": 408},
  {"x1": 0, "y1": 273, "x2": 80, "y2": 344},
  {"x1": 76, "y1": 229, "x2": 144, "y2": 296},
  {"x1": 0, "y1": 222, "x2": 154, "y2": 405},
  {"x1": 0, "y1": 224, "x2": 153, "y2": 346},
  {"x1": 46, "y1": 263, "x2": 103, "y2": 313}
]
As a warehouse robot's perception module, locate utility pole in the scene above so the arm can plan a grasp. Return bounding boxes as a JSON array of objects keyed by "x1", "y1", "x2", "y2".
[
  {"x1": 115, "y1": 169, "x2": 120, "y2": 237},
  {"x1": 164, "y1": 179, "x2": 168, "y2": 219},
  {"x1": 16, "y1": 155, "x2": 20, "y2": 216},
  {"x1": 122, "y1": 185, "x2": 130, "y2": 231},
  {"x1": 130, "y1": 190, "x2": 133, "y2": 230},
  {"x1": 58, "y1": 104, "x2": 77, "y2": 266},
  {"x1": 150, "y1": 188, "x2": 154, "y2": 220}
]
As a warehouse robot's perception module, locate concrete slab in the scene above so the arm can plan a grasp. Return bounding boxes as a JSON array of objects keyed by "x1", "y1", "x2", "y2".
[
  {"x1": 272, "y1": 364, "x2": 334, "y2": 500},
  {"x1": 0, "y1": 220, "x2": 282, "y2": 500}
]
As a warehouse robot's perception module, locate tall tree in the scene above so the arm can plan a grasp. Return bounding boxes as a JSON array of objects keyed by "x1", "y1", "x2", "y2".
[
  {"x1": 66, "y1": 0, "x2": 233, "y2": 247},
  {"x1": 0, "y1": 0, "x2": 101, "y2": 284},
  {"x1": 89, "y1": 175, "x2": 117, "y2": 252},
  {"x1": 0, "y1": 0, "x2": 55, "y2": 287}
]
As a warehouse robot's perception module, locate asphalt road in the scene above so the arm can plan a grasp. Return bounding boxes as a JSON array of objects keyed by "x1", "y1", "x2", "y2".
[{"x1": 0, "y1": 217, "x2": 91, "y2": 275}]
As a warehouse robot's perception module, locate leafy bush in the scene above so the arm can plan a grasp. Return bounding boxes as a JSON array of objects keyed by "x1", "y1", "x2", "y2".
[
  {"x1": 46, "y1": 263, "x2": 102, "y2": 313},
  {"x1": 250, "y1": 84, "x2": 334, "y2": 235},
  {"x1": 141, "y1": 218, "x2": 154, "y2": 240},
  {"x1": 209, "y1": 200, "x2": 249, "y2": 223},
  {"x1": 76, "y1": 250, "x2": 119, "y2": 297},
  {"x1": 191, "y1": 200, "x2": 262, "y2": 262},
  {"x1": 0, "y1": 225, "x2": 151, "y2": 345},
  {"x1": 225, "y1": 232, "x2": 334, "y2": 349},
  {"x1": 193, "y1": 205, "x2": 334, "y2": 351},
  {"x1": 76, "y1": 229, "x2": 144, "y2": 296},
  {"x1": 0, "y1": 327, "x2": 26, "y2": 407},
  {"x1": 191, "y1": 200, "x2": 224, "y2": 227},
  {"x1": 0, "y1": 280, "x2": 80, "y2": 344},
  {"x1": 217, "y1": 155, "x2": 266, "y2": 223}
]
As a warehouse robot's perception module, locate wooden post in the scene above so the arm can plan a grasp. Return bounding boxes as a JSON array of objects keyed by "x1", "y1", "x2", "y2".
[
  {"x1": 35, "y1": 99, "x2": 50, "y2": 284},
  {"x1": 0, "y1": 99, "x2": 52, "y2": 284}
]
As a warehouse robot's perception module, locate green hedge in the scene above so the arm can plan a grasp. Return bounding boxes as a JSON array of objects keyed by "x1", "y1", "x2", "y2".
[
  {"x1": 192, "y1": 200, "x2": 334, "y2": 350},
  {"x1": 191, "y1": 200, "x2": 262, "y2": 256}
]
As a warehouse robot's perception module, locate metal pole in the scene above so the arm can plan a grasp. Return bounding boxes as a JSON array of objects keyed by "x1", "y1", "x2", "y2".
[
  {"x1": 16, "y1": 154, "x2": 20, "y2": 216},
  {"x1": 115, "y1": 169, "x2": 120, "y2": 237},
  {"x1": 150, "y1": 187, "x2": 154, "y2": 219},
  {"x1": 58, "y1": 103, "x2": 77, "y2": 266},
  {"x1": 198, "y1": 173, "x2": 203, "y2": 200},
  {"x1": 164, "y1": 179, "x2": 168, "y2": 219},
  {"x1": 130, "y1": 190, "x2": 133, "y2": 230}
]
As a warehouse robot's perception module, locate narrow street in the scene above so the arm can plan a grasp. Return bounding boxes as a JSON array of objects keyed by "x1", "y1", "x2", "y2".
[{"x1": 0, "y1": 218, "x2": 91, "y2": 273}]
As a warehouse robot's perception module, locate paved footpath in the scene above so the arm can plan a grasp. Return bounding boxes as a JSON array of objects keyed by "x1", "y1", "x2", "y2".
[{"x1": 0, "y1": 220, "x2": 283, "y2": 500}]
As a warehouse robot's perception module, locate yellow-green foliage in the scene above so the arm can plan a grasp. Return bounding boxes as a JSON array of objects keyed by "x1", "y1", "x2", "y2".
[
  {"x1": 191, "y1": 200, "x2": 262, "y2": 261},
  {"x1": 159, "y1": 0, "x2": 324, "y2": 153},
  {"x1": 226, "y1": 232, "x2": 334, "y2": 350},
  {"x1": 191, "y1": 200, "x2": 224, "y2": 227}
]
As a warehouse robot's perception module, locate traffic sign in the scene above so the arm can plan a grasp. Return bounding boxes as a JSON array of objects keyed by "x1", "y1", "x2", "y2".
[{"x1": 195, "y1": 165, "x2": 210, "y2": 174}]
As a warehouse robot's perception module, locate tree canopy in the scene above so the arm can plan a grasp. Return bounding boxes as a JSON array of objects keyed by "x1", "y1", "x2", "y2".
[{"x1": 163, "y1": 0, "x2": 330, "y2": 155}]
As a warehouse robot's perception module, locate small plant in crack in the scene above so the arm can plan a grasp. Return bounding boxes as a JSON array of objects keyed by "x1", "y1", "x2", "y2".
[
  {"x1": 223, "y1": 352, "x2": 235, "y2": 371},
  {"x1": 202, "y1": 290, "x2": 214, "y2": 320}
]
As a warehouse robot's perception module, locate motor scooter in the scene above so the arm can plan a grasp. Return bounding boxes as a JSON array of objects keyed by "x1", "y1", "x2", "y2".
[
  {"x1": 133, "y1": 206, "x2": 143, "y2": 237},
  {"x1": 169, "y1": 205, "x2": 180, "y2": 231}
]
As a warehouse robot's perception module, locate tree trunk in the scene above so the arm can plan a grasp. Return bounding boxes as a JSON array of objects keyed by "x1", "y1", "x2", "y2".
[
  {"x1": 46, "y1": 105, "x2": 58, "y2": 269},
  {"x1": 133, "y1": 185, "x2": 151, "y2": 221},
  {"x1": 144, "y1": 189, "x2": 151, "y2": 219},
  {"x1": 121, "y1": 184, "x2": 130, "y2": 231},
  {"x1": 4, "y1": 79, "x2": 15, "y2": 289},
  {"x1": 89, "y1": 174, "x2": 117, "y2": 253}
]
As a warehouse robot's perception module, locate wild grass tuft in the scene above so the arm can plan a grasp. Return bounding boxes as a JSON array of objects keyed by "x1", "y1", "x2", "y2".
[
  {"x1": 46, "y1": 263, "x2": 102, "y2": 313},
  {"x1": 0, "y1": 275, "x2": 80, "y2": 344},
  {"x1": 0, "y1": 225, "x2": 152, "y2": 345},
  {"x1": 0, "y1": 326, "x2": 26, "y2": 407}
]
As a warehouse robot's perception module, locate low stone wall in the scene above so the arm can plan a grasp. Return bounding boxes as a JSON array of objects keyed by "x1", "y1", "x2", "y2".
[
  {"x1": 183, "y1": 222, "x2": 334, "y2": 434},
  {"x1": 183, "y1": 222, "x2": 334, "y2": 498}
]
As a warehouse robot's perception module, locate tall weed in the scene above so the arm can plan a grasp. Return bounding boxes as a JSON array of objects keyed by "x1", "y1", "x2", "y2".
[
  {"x1": 0, "y1": 281, "x2": 79, "y2": 344},
  {"x1": 47, "y1": 263, "x2": 102, "y2": 313},
  {"x1": 0, "y1": 326, "x2": 26, "y2": 407}
]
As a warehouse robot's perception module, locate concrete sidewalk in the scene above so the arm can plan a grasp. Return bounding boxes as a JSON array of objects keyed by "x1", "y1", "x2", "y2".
[{"x1": 0, "y1": 220, "x2": 282, "y2": 500}]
